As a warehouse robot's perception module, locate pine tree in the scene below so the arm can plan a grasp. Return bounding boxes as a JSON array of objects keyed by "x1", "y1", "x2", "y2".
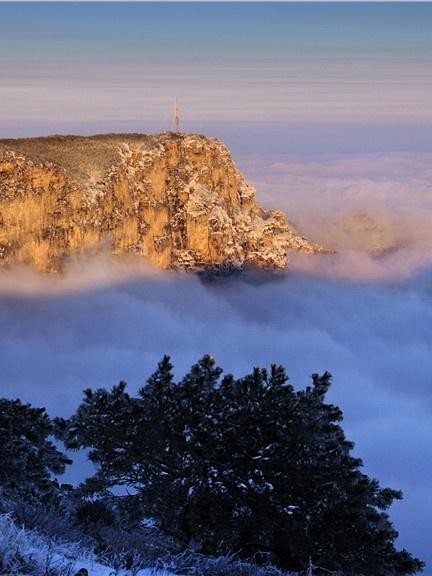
[
  {"x1": 60, "y1": 357, "x2": 424, "y2": 576},
  {"x1": 0, "y1": 398, "x2": 71, "y2": 502},
  {"x1": 56, "y1": 382, "x2": 138, "y2": 495}
]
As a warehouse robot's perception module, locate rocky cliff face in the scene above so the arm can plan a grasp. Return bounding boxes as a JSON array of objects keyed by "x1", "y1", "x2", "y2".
[{"x1": 0, "y1": 132, "x2": 324, "y2": 272}]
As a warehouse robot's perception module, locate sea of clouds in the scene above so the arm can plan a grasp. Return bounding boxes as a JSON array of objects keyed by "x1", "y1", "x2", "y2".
[{"x1": 0, "y1": 151, "x2": 431, "y2": 569}]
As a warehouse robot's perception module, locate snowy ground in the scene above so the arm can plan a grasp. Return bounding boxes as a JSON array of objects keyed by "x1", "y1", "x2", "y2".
[{"x1": 0, "y1": 514, "x2": 175, "y2": 576}]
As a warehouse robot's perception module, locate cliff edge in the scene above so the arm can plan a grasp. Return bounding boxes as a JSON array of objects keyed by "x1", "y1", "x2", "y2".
[{"x1": 0, "y1": 132, "x2": 325, "y2": 272}]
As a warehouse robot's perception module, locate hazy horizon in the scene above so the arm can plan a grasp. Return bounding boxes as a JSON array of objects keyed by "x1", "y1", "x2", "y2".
[{"x1": 1, "y1": 3, "x2": 432, "y2": 143}]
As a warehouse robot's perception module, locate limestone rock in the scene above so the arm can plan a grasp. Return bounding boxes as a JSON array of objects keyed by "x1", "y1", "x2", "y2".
[{"x1": 0, "y1": 132, "x2": 325, "y2": 272}]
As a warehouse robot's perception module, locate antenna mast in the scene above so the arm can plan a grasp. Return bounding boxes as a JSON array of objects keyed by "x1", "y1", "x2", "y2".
[{"x1": 174, "y1": 98, "x2": 180, "y2": 132}]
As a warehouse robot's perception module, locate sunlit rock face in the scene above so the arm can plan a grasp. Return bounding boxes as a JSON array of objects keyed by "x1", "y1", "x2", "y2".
[{"x1": 0, "y1": 132, "x2": 324, "y2": 272}]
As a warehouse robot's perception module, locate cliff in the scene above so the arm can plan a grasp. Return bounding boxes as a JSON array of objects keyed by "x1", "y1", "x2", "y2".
[{"x1": 0, "y1": 132, "x2": 324, "y2": 272}]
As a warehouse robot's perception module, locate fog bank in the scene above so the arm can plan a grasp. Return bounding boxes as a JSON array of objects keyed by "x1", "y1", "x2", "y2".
[
  {"x1": 242, "y1": 152, "x2": 432, "y2": 282},
  {"x1": 0, "y1": 261, "x2": 431, "y2": 568}
]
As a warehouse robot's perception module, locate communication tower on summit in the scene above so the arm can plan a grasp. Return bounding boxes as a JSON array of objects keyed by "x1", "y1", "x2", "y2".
[{"x1": 173, "y1": 98, "x2": 180, "y2": 132}]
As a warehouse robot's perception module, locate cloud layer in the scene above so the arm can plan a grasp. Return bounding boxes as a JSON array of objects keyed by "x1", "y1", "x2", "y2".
[
  {"x1": 240, "y1": 152, "x2": 432, "y2": 281},
  {"x1": 0, "y1": 261, "x2": 431, "y2": 569}
]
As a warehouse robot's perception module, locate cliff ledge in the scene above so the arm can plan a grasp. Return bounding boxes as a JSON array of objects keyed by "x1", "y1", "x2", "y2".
[{"x1": 0, "y1": 132, "x2": 324, "y2": 272}]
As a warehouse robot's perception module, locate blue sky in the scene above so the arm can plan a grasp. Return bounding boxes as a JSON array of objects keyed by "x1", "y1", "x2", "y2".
[{"x1": 1, "y1": 2, "x2": 431, "y2": 147}]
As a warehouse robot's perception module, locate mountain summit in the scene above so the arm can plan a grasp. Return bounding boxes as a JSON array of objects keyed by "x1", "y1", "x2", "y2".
[{"x1": 0, "y1": 132, "x2": 325, "y2": 272}]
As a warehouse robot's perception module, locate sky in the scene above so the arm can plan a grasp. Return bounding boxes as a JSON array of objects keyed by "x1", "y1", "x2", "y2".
[
  {"x1": 0, "y1": 2, "x2": 432, "y2": 147},
  {"x1": 1, "y1": 2, "x2": 432, "y2": 573}
]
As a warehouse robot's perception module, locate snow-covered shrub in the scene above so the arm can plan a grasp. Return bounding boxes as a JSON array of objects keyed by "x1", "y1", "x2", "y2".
[
  {"x1": 0, "y1": 493, "x2": 177, "y2": 573},
  {"x1": 156, "y1": 551, "x2": 294, "y2": 576},
  {"x1": 91, "y1": 523, "x2": 178, "y2": 566},
  {"x1": 0, "y1": 513, "x2": 176, "y2": 576},
  {"x1": 0, "y1": 513, "x2": 121, "y2": 576},
  {"x1": 0, "y1": 513, "x2": 81, "y2": 575},
  {"x1": 1, "y1": 495, "x2": 87, "y2": 546}
]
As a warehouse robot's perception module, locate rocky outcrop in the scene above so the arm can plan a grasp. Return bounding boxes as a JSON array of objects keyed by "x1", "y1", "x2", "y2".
[{"x1": 0, "y1": 132, "x2": 325, "y2": 272}]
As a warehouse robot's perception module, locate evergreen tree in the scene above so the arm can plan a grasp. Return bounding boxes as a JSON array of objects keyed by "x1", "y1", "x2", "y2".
[
  {"x1": 59, "y1": 357, "x2": 424, "y2": 576},
  {"x1": 0, "y1": 398, "x2": 71, "y2": 502},
  {"x1": 55, "y1": 381, "x2": 139, "y2": 495}
]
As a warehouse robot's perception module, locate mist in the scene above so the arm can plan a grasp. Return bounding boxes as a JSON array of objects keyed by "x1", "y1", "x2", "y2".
[{"x1": 1, "y1": 149, "x2": 431, "y2": 570}]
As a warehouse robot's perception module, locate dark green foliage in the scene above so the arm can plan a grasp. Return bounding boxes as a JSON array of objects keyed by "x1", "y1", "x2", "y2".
[
  {"x1": 75, "y1": 499, "x2": 116, "y2": 530},
  {"x1": 71, "y1": 493, "x2": 177, "y2": 566},
  {"x1": 0, "y1": 398, "x2": 71, "y2": 502},
  {"x1": 58, "y1": 356, "x2": 424, "y2": 576}
]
